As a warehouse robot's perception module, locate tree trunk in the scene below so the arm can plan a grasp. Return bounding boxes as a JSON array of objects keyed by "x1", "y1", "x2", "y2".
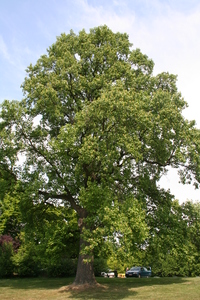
[{"x1": 73, "y1": 218, "x2": 97, "y2": 286}]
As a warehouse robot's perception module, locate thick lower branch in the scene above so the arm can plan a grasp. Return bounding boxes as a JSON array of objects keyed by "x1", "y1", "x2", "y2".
[{"x1": 38, "y1": 190, "x2": 83, "y2": 214}]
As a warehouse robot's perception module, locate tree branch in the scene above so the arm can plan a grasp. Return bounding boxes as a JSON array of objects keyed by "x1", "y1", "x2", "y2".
[{"x1": 38, "y1": 190, "x2": 83, "y2": 216}]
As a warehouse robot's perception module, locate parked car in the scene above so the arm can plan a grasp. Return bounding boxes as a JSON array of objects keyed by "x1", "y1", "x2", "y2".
[
  {"x1": 125, "y1": 266, "x2": 151, "y2": 278},
  {"x1": 101, "y1": 270, "x2": 118, "y2": 278}
]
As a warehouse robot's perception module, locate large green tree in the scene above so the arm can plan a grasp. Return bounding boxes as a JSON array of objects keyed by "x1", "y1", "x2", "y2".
[{"x1": 1, "y1": 26, "x2": 200, "y2": 286}]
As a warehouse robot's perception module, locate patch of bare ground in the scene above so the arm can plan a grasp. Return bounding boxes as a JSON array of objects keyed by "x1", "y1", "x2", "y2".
[
  {"x1": 182, "y1": 281, "x2": 192, "y2": 284},
  {"x1": 59, "y1": 282, "x2": 108, "y2": 292}
]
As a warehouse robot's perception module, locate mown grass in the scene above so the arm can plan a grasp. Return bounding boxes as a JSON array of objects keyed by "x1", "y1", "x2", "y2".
[{"x1": 0, "y1": 276, "x2": 200, "y2": 300}]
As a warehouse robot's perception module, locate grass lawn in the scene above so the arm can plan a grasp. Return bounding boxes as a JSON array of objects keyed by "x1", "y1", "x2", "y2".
[{"x1": 0, "y1": 276, "x2": 200, "y2": 300}]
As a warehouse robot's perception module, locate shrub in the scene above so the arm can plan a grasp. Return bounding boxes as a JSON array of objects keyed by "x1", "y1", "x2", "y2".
[
  {"x1": 45, "y1": 257, "x2": 77, "y2": 277},
  {"x1": 94, "y1": 258, "x2": 108, "y2": 276},
  {"x1": 0, "y1": 235, "x2": 15, "y2": 277},
  {"x1": 13, "y1": 243, "x2": 41, "y2": 277}
]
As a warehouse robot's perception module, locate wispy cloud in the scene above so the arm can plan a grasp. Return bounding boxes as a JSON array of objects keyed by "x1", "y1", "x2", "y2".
[{"x1": 0, "y1": 35, "x2": 11, "y2": 62}]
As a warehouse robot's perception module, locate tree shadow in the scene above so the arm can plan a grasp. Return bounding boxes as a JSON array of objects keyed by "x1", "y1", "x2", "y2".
[
  {"x1": 0, "y1": 276, "x2": 191, "y2": 299},
  {"x1": 0, "y1": 277, "x2": 73, "y2": 290},
  {"x1": 58, "y1": 276, "x2": 189, "y2": 299}
]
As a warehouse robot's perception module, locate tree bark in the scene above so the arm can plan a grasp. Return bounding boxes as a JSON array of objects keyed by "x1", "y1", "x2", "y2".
[{"x1": 74, "y1": 218, "x2": 97, "y2": 286}]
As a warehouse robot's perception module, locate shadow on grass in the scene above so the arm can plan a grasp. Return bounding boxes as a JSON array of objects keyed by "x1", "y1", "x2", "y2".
[
  {"x1": 0, "y1": 277, "x2": 194, "y2": 300},
  {"x1": 58, "y1": 277, "x2": 190, "y2": 299},
  {"x1": 0, "y1": 277, "x2": 74, "y2": 290},
  {"x1": 0, "y1": 277, "x2": 187, "y2": 292}
]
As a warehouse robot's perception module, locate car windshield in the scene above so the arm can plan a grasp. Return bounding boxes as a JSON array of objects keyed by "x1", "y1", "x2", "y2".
[{"x1": 130, "y1": 267, "x2": 140, "y2": 271}]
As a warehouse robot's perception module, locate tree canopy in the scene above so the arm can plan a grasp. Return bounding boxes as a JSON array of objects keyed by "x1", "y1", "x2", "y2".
[{"x1": 1, "y1": 25, "x2": 200, "y2": 286}]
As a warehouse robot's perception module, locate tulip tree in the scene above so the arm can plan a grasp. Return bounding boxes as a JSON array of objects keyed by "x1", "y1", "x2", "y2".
[{"x1": 1, "y1": 26, "x2": 200, "y2": 286}]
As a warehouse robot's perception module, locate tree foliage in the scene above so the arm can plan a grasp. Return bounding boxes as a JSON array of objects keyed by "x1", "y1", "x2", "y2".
[
  {"x1": 1, "y1": 25, "x2": 200, "y2": 284},
  {"x1": 144, "y1": 199, "x2": 200, "y2": 277}
]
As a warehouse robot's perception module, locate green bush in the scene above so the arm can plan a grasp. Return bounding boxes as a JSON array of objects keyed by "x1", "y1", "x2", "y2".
[
  {"x1": 94, "y1": 258, "x2": 108, "y2": 276},
  {"x1": 45, "y1": 258, "x2": 77, "y2": 277},
  {"x1": 0, "y1": 241, "x2": 14, "y2": 278},
  {"x1": 13, "y1": 243, "x2": 41, "y2": 277}
]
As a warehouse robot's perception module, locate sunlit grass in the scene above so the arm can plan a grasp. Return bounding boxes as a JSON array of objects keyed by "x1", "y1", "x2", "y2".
[{"x1": 0, "y1": 277, "x2": 200, "y2": 299}]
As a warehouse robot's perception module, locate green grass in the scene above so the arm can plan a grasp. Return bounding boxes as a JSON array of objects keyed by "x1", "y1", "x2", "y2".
[{"x1": 0, "y1": 276, "x2": 200, "y2": 299}]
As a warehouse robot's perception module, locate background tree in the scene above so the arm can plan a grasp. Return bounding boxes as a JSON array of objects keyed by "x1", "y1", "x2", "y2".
[
  {"x1": 144, "y1": 199, "x2": 200, "y2": 277},
  {"x1": 0, "y1": 109, "x2": 22, "y2": 238},
  {"x1": 1, "y1": 25, "x2": 200, "y2": 286},
  {"x1": 181, "y1": 201, "x2": 200, "y2": 276},
  {"x1": 0, "y1": 234, "x2": 19, "y2": 278}
]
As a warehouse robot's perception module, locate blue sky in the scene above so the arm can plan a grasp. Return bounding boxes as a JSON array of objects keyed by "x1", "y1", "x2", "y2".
[{"x1": 1, "y1": 0, "x2": 200, "y2": 202}]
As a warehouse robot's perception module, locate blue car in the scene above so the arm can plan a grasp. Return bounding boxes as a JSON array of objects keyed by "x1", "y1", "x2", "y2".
[{"x1": 125, "y1": 266, "x2": 151, "y2": 278}]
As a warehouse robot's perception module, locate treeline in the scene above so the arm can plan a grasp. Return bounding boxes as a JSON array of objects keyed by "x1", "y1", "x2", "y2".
[{"x1": 0, "y1": 187, "x2": 200, "y2": 278}]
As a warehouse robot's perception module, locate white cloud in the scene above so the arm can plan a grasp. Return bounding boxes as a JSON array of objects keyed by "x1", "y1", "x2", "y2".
[
  {"x1": 69, "y1": 0, "x2": 135, "y2": 33},
  {"x1": 159, "y1": 168, "x2": 200, "y2": 203},
  {"x1": 136, "y1": 8, "x2": 200, "y2": 126},
  {"x1": 0, "y1": 35, "x2": 11, "y2": 62}
]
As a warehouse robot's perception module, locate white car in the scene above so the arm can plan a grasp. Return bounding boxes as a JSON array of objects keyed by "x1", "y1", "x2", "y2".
[{"x1": 101, "y1": 270, "x2": 117, "y2": 278}]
